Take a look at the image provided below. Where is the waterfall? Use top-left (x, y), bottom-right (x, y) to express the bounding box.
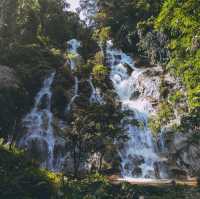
top-left (158, 128), bottom-right (166, 153)
top-left (66, 39), bottom-right (81, 112)
top-left (19, 72), bottom-right (56, 170)
top-left (18, 38), bottom-right (167, 177)
top-left (106, 41), bottom-right (164, 178)
top-left (19, 39), bottom-right (82, 171)
top-left (88, 77), bottom-right (104, 104)
top-left (66, 76), bottom-right (79, 112)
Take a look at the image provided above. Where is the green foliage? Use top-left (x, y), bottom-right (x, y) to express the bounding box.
top-left (93, 26), bottom-right (111, 44)
top-left (77, 63), bottom-right (93, 79)
top-left (64, 103), bottom-right (126, 176)
top-left (94, 51), bottom-right (105, 65)
top-left (158, 102), bottom-right (174, 122)
top-left (151, 0), bottom-right (200, 135)
top-left (92, 64), bottom-right (109, 81)
top-left (0, 145), bottom-right (61, 199)
top-left (169, 91), bottom-right (185, 105)
top-left (0, 44), bottom-right (64, 142)
top-left (0, 87), bottom-right (27, 141)
top-left (137, 18), bottom-right (169, 64)
top-left (149, 102), bottom-right (174, 134)
top-left (62, 173), bottom-right (200, 199)
top-left (155, 0), bottom-right (200, 112)
top-left (0, 44), bottom-right (63, 97)
top-left (0, 145), bottom-right (199, 199)
top-left (0, 0), bottom-right (83, 48)
top-left (82, 0), bottom-right (163, 52)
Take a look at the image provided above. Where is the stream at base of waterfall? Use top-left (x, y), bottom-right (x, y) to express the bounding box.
top-left (19, 39), bottom-right (167, 178)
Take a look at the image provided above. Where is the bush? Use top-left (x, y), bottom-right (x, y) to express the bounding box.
top-left (0, 87), bottom-right (28, 141)
top-left (0, 145), bottom-right (61, 199)
top-left (169, 91), bottom-right (184, 105)
top-left (148, 101), bottom-right (174, 134)
top-left (92, 64), bottom-right (109, 81)
top-left (0, 44), bottom-right (64, 97)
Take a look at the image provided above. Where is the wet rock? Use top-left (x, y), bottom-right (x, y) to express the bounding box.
top-left (63, 155), bottom-right (74, 173)
top-left (74, 95), bottom-right (90, 108)
top-left (124, 63), bottom-right (134, 75)
top-left (38, 94), bottom-right (49, 110)
top-left (165, 129), bottom-right (200, 177)
top-left (79, 80), bottom-right (91, 99)
top-left (26, 138), bottom-right (48, 162)
top-left (143, 67), bottom-right (163, 77)
top-left (132, 167), bottom-right (142, 177)
top-left (114, 55), bottom-right (122, 60)
top-left (133, 56), bottom-right (155, 68)
top-left (41, 111), bottom-right (50, 131)
top-left (103, 147), bottom-right (121, 172)
top-left (113, 55), bottom-right (121, 65)
top-left (128, 154), bottom-right (145, 167)
top-left (173, 133), bottom-right (188, 151)
top-left (145, 170), bottom-right (155, 178)
top-left (163, 74), bottom-right (177, 89)
top-left (130, 90), bottom-right (140, 100)
top-left (170, 167), bottom-right (188, 180)
top-left (54, 137), bottom-right (66, 156)
top-left (87, 153), bottom-right (101, 171)
top-left (124, 163), bottom-right (132, 171)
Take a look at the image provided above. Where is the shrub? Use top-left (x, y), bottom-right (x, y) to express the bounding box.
top-left (0, 145), bottom-right (61, 199)
top-left (148, 101), bottom-right (174, 134)
top-left (92, 64), bottom-right (109, 81)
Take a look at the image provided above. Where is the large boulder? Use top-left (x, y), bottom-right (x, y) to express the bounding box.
top-left (166, 131), bottom-right (200, 176)
top-left (0, 65), bottom-right (20, 89)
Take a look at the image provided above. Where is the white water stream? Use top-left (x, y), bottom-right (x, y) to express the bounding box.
top-left (19, 39), bottom-right (82, 171)
top-left (65, 39), bottom-right (81, 112)
top-left (19, 37), bottom-right (166, 178)
top-left (19, 72), bottom-right (56, 170)
top-left (88, 77), bottom-right (104, 104)
top-left (106, 41), bottom-right (165, 178)
top-left (66, 76), bottom-right (79, 112)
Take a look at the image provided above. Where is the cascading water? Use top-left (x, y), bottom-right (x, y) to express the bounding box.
top-left (19, 39), bottom-right (82, 171)
top-left (65, 39), bottom-right (81, 112)
top-left (106, 41), bottom-right (165, 178)
top-left (66, 76), bottom-right (79, 112)
top-left (19, 72), bottom-right (56, 170)
top-left (67, 39), bottom-right (81, 71)
top-left (88, 77), bottom-right (104, 104)
top-left (18, 37), bottom-right (167, 178)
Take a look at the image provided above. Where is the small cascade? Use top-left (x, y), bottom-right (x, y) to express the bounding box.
top-left (66, 76), bottom-right (79, 112)
top-left (88, 77), bottom-right (104, 104)
top-left (19, 72), bottom-right (56, 170)
top-left (106, 41), bottom-right (165, 178)
top-left (66, 39), bottom-right (81, 112)
top-left (158, 128), bottom-right (167, 153)
top-left (67, 39), bottom-right (81, 70)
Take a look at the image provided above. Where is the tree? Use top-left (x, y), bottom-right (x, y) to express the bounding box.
top-left (81, 0), bottom-right (163, 52)
top-left (92, 64), bottom-right (108, 81)
top-left (65, 103), bottom-right (125, 177)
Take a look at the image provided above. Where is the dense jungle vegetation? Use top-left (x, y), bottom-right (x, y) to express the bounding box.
top-left (0, 0), bottom-right (200, 198)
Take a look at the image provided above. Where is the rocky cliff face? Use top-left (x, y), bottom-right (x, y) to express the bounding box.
top-left (153, 70), bottom-right (200, 179)
top-left (0, 65), bottom-right (26, 141)
top-left (163, 127), bottom-right (200, 178)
